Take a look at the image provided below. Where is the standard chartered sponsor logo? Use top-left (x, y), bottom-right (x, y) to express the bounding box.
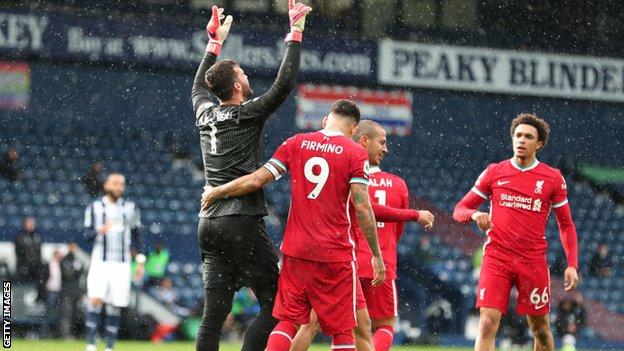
top-left (498, 193), bottom-right (542, 212)
top-left (500, 193), bottom-right (531, 203)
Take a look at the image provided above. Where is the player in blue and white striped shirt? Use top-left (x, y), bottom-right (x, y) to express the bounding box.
top-left (84, 173), bottom-right (142, 351)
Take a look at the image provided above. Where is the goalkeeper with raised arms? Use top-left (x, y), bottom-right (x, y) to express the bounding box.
top-left (190, 2), bottom-right (312, 350)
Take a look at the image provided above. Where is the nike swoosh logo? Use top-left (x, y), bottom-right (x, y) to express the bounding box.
top-left (497, 181), bottom-right (510, 185)
top-left (535, 304), bottom-right (547, 310)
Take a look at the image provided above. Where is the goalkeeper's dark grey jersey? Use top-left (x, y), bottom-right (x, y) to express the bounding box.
top-left (191, 42), bottom-right (301, 218)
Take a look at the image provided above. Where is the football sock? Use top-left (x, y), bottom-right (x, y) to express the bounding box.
top-left (103, 306), bottom-right (121, 350)
top-left (373, 325), bottom-right (394, 351)
top-left (85, 302), bottom-right (102, 345)
top-left (266, 321), bottom-right (297, 351)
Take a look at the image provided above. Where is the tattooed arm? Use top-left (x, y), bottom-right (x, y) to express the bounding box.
top-left (351, 182), bottom-right (386, 285)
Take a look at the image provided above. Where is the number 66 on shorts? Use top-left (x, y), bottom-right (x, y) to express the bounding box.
top-left (476, 254), bottom-right (551, 315)
top-left (530, 287), bottom-right (549, 310)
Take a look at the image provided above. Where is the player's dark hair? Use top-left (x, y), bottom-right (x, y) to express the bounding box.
top-left (330, 99), bottom-right (361, 123)
top-left (205, 60), bottom-right (239, 101)
top-left (510, 113), bottom-right (550, 150)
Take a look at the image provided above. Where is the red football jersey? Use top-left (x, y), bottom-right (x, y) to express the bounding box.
top-left (356, 167), bottom-right (409, 280)
top-left (268, 130), bottom-right (370, 263)
top-left (471, 159), bottom-right (568, 261)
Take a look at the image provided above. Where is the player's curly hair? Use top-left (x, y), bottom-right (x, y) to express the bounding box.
top-left (205, 60), bottom-right (238, 101)
top-left (510, 113), bottom-right (550, 150)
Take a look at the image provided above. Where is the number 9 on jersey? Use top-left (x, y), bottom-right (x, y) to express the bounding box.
top-left (304, 157), bottom-right (330, 199)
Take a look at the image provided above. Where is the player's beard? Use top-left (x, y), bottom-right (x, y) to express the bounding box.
top-left (105, 190), bottom-right (122, 201)
top-left (242, 84), bottom-right (253, 100)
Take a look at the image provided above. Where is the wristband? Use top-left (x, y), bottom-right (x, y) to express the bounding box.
top-left (207, 40), bottom-right (222, 55)
top-left (285, 30), bottom-right (303, 43)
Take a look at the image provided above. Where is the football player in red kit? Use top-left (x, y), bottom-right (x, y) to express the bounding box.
top-left (291, 120), bottom-right (435, 351)
top-left (354, 121), bottom-right (433, 351)
top-left (453, 114), bottom-right (579, 351)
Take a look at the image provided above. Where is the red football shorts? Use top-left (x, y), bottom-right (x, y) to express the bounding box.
top-left (273, 255), bottom-right (357, 335)
top-left (359, 278), bottom-right (398, 319)
top-left (356, 276), bottom-right (367, 310)
top-left (476, 253), bottom-right (551, 315)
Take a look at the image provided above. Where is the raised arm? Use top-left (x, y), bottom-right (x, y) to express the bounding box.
top-left (351, 183), bottom-right (386, 286)
top-left (240, 0), bottom-right (311, 119)
top-left (191, 6), bottom-right (233, 116)
top-left (191, 51), bottom-right (217, 116)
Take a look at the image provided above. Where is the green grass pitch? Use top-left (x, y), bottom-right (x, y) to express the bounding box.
top-left (13, 340), bottom-right (473, 351)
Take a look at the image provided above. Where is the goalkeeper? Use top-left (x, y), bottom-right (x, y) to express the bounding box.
top-left (190, 1), bottom-right (311, 351)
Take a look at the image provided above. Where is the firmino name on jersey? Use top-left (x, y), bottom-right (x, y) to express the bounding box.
top-left (499, 193), bottom-right (542, 212)
top-left (300, 140), bottom-right (344, 154)
top-left (370, 177), bottom-right (393, 187)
